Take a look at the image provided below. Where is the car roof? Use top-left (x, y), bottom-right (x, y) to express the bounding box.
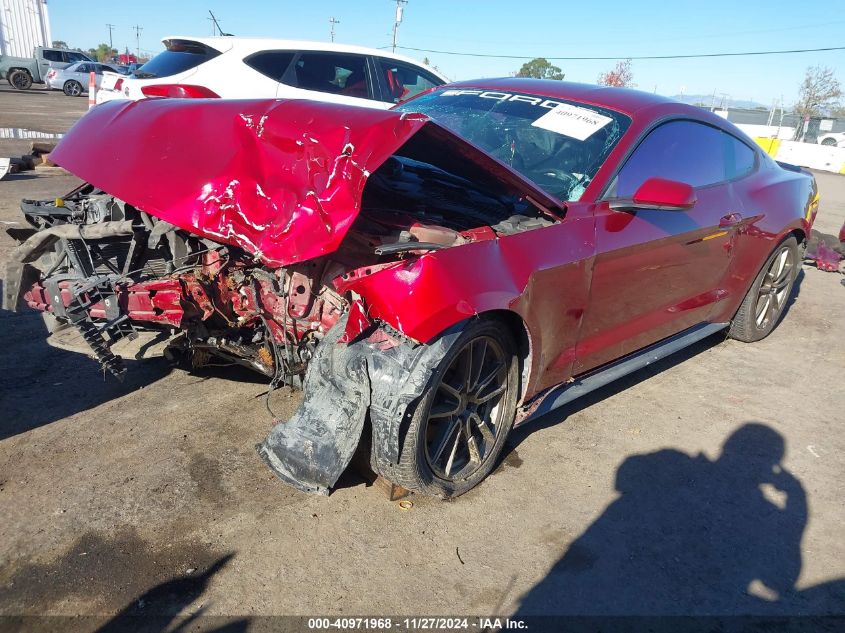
top-left (160, 36), bottom-right (448, 81)
top-left (443, 78), bottom-right (685, 115)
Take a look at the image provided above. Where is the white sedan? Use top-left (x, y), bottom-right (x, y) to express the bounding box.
top-left (96, 36), bottom-right (447, 109)
top-left (46, 62), bottom-right (123, 96)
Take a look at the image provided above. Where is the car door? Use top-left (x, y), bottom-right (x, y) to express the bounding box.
top-left (277, 51), bottom-right (380, 107)
top-left (39, 49), bottom-right (64, 79)
top-left (574, 120), bottom-right (740, 373)
top-left (73, 63), bottom-right (90, 86)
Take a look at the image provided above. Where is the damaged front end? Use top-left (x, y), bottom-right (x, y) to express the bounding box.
top-left (5, 97), bottom-right (559, 494)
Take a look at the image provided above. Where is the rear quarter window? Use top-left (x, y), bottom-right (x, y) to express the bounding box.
top-left (42, 50), bottom-right (63, 62)
top-left (135, 40), bottom-right (221, 78)
top-left (244, 51), bottom-right (295, 82)
top-left (725, 135), bottom-right (756, 179)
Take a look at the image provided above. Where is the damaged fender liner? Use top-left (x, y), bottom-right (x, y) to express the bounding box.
top-left (257, 314), bottom-right (465, 495)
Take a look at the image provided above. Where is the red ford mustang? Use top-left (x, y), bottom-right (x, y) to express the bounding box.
top-left (4, 79), bottom-right (818, 498)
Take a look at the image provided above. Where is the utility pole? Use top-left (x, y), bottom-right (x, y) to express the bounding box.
top-left (391, 0), bottom-right (408, 53)
top-left (329, 17), bottom-right (340, 42)
top-left (132, 25), bottom-right (142, 61)
top-left (106, 23), bottom-right (115, 50)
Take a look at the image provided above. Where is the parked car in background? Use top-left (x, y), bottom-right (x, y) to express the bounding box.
top-left (818, 132), bottom-right (845, 147)
top-left (46, 62), bottom-right (122, 96)
top-left (0, 46), bottom-right (94, 90)
top-left (95, 36), bottom-right (447, 108)
top-left (5, 80), bottom-right (817, 498)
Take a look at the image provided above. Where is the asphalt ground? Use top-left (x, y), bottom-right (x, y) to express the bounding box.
top-left (0, 85), bottom-right (843, 632)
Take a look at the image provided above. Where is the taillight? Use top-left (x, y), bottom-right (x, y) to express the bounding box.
top-left (114, 78), bottom-right (124, 91)
top-left (140, 84), bottom-right (220, 98)
top-left (47, 70), bottom-right (56, 79)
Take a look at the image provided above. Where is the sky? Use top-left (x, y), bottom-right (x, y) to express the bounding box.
top-left (47, 0), bottom-right (845, 107)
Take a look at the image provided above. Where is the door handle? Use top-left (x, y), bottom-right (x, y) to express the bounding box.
top-left (719, 212), bottom-right (743, 228)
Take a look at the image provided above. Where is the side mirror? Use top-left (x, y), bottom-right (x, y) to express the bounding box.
top-left (609, 177), bottom-right (697, 212)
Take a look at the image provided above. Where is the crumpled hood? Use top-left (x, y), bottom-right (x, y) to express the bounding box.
top-left (51, 97), bottom-right (562, 267)
top-left (50, 98), bottom-right (429, 267)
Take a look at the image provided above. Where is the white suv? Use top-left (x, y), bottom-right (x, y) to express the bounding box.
top-left (96, 37), bottom-right (447, 109)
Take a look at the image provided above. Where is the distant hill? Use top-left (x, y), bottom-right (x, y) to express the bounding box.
top-left (671, 94), bottom-right (768, 110)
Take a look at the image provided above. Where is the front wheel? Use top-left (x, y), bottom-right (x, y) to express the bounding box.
top-left (63, 80), bottom-right (83, 97)
top-left (820, 138), bottom-right (837, 147)
top-left (390, 318), bottom-right (520, 498)
top-left (8, 69), bottom-right (33, 90)
top-left (728, 235), bottom-right (799, 342)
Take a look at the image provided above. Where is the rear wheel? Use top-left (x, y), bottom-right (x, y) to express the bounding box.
top-left (391, 318), bottom-right (519, 498)
top-left (8, 69), bottom-right (33, 90)
top-left (728, 236), bottom-right (799, 342)
top-left (821, 138), bottom-right (837, 146)
top-left (63, 80), bottom-right (83, 97)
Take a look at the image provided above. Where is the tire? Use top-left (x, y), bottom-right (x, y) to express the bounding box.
top-left (8, 69), bottom-right (33, 90)
top-left (728, 235), bottom-right (799, 343)
top-left (820, 138), bottom-right (837, 147)
top-left (63, 80), bottom-right (83, 97)
top-left (390, 318), bottom-right (520, 498)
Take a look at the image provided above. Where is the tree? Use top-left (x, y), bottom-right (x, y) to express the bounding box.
top-left (516, 58), bottom-right (564, 80)
top-left (91, 43), bottom-right (117, 62)
top-left (52, 40), bottom-right (69, 49)
top-left (794, 66), bottom-right (842, 118)
top-left (597, 59), bottom-right (634, 88)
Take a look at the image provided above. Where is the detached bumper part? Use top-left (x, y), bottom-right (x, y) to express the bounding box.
top-left (257, 316), bottom-right (465, 496)
top-left (257, 315), bottom-right (370, 495)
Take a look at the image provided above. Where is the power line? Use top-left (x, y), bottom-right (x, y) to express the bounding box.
top-left (392, 44), bottom-right (845, 61)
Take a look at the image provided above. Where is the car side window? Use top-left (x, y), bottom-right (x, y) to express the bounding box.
top-left (377, 58), bottom-right (441, 103)
top-left (66, 52), bottom-right (89, 63)
top-left (615, 121), bottom-right (727, 197)
top-left (43, 50), bottom-right (63, 62)
top-left (725, 134), bottom-right (756, 180)
top-left (75, 63), bottom-right (90, 74)
top-left (244, 51), bottom-right (295, 82)
top-left (288, 53), bottom-right (370, 99)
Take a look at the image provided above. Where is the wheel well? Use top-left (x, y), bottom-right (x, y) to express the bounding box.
top-left (789, 228), bottom-right (807, 247)
top-left (479, 309), bottom-right (532, 401)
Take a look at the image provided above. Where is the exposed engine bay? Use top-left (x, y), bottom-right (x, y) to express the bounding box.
top-left (6, 149), bottom-right (552, 389)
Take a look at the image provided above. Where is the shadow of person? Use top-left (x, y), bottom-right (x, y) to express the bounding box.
top-left (516, 423), bottom-right (830, 619)
top-left (97, 554), bottom-right (248, 633)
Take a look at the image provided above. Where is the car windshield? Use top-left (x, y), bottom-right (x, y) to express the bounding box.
top-left (394, 88), bottom-right (631, 201)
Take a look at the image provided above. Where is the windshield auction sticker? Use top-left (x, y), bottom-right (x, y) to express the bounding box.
top-left (531, 102), bottom-right (613, 141)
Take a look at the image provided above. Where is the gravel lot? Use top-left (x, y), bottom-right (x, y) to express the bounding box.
top-left (0, 85), bottom-right (843, 630)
